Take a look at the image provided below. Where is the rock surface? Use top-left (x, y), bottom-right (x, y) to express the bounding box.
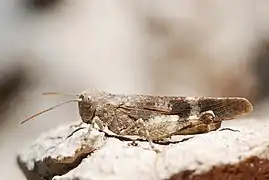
top-left (18, 117), bottom-right (269, 180)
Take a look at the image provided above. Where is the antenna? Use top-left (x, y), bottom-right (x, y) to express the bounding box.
top-left (21, 99), bottom-right (79, 124)
top-left (42, 92), bottom-right (79, 97)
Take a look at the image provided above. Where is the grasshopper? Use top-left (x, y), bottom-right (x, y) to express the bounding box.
top-left (22, 89), bottom-right (253, 150)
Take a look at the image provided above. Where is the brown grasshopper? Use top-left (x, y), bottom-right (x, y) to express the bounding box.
top-left (22, 89), bottom-right (253, 150)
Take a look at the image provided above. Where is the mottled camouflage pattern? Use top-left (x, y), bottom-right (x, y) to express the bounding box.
top-left (78, 89), bottom-right (253, 140)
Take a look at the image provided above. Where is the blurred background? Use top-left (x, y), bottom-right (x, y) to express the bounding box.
top-left (1, 0), bottom-right (269, 179)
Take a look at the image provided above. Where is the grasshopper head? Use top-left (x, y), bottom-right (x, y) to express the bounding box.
top-left (78, 92), bottom-right (97, 124)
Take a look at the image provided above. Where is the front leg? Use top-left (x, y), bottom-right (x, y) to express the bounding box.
top-left (91, 116), bottom-right (105, 130)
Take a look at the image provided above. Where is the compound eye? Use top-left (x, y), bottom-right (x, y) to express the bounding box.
top-left (86, 96), bottom-right (92, 102)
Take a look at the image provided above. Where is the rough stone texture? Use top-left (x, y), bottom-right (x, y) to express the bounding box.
top-left (18, 122), bottom-right (105, 180)
top-left (18, 117), bottom-right (269, 180)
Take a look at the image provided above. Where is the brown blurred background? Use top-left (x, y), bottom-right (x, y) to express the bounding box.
top-left (1, 0), bottom-right (269, 179)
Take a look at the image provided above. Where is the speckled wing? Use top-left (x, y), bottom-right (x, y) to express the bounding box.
top-left (195, 97), bottom-right (253, 121)
top-left (118, 96), bottom-right (253, 122)
top-left (117, 96), bottom-right (191, 120)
